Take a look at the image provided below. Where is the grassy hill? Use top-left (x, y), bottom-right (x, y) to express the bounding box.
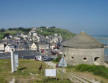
top-left (66, 64), bottom-right (108, 83)
top-left (75, 64), bottom-right (108, 79)
top-left (0, 27), bottom-right (75, 40)
top-left (0, 28), bottom-right (31, 40)
top-left (36, 27), bottom-right (75, 40)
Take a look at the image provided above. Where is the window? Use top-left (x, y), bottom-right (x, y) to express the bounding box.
top-left (83, 57), bottom-right (87, 61)
top-left (71, 56), bottom-right (74, 59)
top-left (94, 57), bottom-right (100, 65)
top-left (94, 57), bottom-right (100, 61)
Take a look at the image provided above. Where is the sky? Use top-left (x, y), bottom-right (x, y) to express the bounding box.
top-left (0, 0), bottom-right (108, 35)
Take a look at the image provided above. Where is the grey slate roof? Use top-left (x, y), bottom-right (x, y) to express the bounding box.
top-left (62, 32), bottom-right (104, 48)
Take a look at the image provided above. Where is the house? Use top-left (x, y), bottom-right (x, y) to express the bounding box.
top-left (30, 43), bottom-right (37, 50)
top-left (13, 36), bottom-right (21, 40)
top-left (62, 32), bottom-right (104, 65)
top-left (28, 27), bottom-right (37, 36)
top-left (3, 35), bottom-right (13, 40)
top-left (18, 41), bottom-right (29, 50)
top-left (50, 43), bottom-right (56, 49)
top-left (50, 37), bottom-right (58, 43)
top-left (0, 43), bottom-right (5, 51)
top-left (39, 44), bottom-right (49, 50)
top-left (5, 44), bottom-right (15, 52)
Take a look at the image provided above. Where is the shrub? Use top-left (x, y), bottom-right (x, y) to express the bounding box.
top-left (75, 64), bottom-right (108, 79)
top-left (53, 55), bottom-right (62, 63)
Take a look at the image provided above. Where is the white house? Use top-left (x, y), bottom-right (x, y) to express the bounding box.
top-left (5, 45), bottom-right (15, 52)
top-left (30, 43), bottom-right (37, 50)
top-left (50, 37), bottom-right (58, 43)
top-left (35, 55), bottom-right (42, 61)
top-left (0, 43), bottom-right (4, 51)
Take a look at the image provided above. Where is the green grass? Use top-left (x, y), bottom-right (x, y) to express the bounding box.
top-left (53, 55), bottom-right (61, 63)
top-left (0, 59), bottom-right (71, 83)
top-left (0, 59), bottom-right (47, 82)
top-left (0, 27), bottom-right (75, 40)
top-left (36, 27), bottom-right (75, 40)
top-left (34, 78), bottom-right (71, 83)
top-left (74, 64), bottom-right (108, 79)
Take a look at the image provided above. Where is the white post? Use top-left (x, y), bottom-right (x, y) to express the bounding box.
top-left (10, 50), bottom-right (15, 73)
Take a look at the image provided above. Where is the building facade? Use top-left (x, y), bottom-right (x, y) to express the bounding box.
top-left (63, 32), bottom-right (104, 65)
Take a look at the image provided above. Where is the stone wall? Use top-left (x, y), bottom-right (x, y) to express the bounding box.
top-left (63, 47), bottom-right (104, 65)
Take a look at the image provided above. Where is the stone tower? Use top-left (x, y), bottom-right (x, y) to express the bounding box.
top-left (62, 32), bottom-right (104, 65)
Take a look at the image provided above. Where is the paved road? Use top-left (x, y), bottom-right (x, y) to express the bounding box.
top-left (0, 55), bottom-right (35, 59)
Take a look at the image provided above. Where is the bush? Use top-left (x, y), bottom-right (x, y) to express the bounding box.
top-left (0, 33), bottom-right (4, 40)
top-left (0, 27), bottom-right (75, 40)
top-left (53, 55), bottom-right (62, 63)
top-left (75, 64), bottom-right (108, 79)
top-left (36, 27), bottom-right (75, 40)
top-left (37, 78), bottom-right (71, 83)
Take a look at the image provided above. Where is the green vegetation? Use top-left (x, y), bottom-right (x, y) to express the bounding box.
top-left (0, 27), bottom-right (31, 40)
top-left (74, 64), bottom-right (108, 79)
top-left (37, 27), bottom-right (75, 40)
top-left (0, 26), bottom-right (75, 40)
top-left (0, 59), bottom-right (70, 83)
top-left (0, 27), bottom-right (75, 40)
top-left (0, 59), bottom-right (47, 82)
top-left (0, 32), bottom-right (4, 40)
top-left (34, 78), bottom-right (71, 83)
top-left (53, 55), bottom-right (62, 63)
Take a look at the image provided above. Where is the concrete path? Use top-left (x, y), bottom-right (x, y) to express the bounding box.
top-left (9, 78), bottom-right (15, 83)
top-left (68, 72), bottom-right (100, 83)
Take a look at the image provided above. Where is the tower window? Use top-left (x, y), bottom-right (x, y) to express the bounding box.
top-left (94, 57), bottom-right (100, 61)
top-left (83, 57), bottom-right (87, 61)
top-left (72, 56), bottom-right (74, 59)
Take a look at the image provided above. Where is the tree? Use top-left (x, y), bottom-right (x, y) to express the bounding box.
top-left (0, 28), bottom-right (5, 32)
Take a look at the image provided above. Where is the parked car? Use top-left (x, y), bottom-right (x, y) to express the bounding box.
top-left (42, 56), bottom-right (53, 61)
